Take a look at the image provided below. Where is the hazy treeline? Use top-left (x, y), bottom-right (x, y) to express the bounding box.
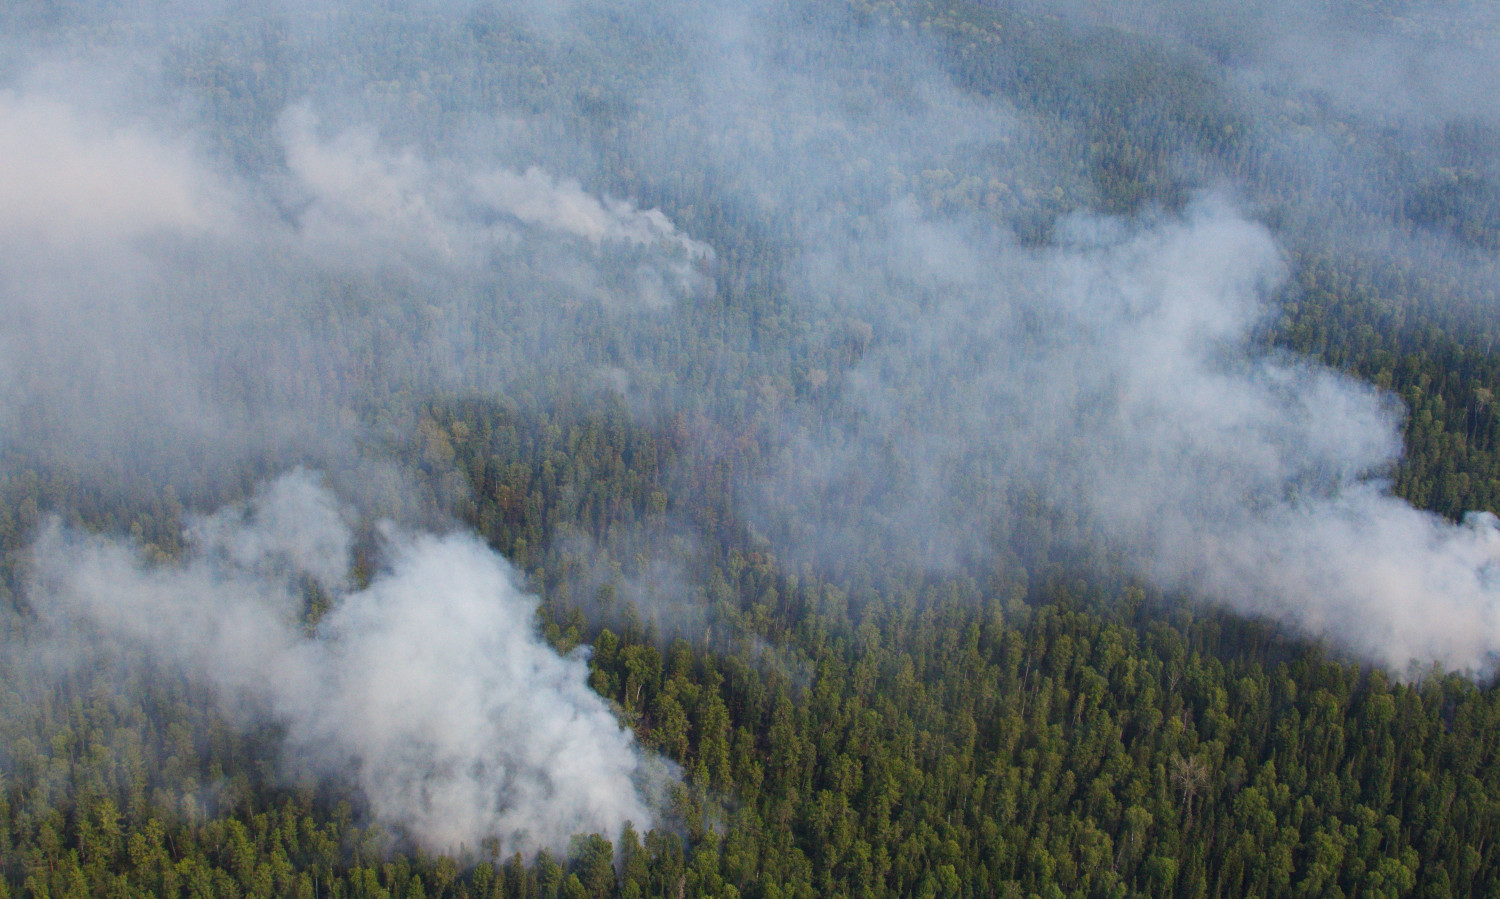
top-left (1, 0), bottom-right (1500, 895)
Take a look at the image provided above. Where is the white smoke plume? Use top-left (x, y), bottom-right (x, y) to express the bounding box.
top-left (752, 194), bottom-right (1500, 676)
top-left (0, 40), bottom-right (706, 859)
top-left (5, 0), bottom-right (1500, 727)
top-left (571, 0), bottom-right (1500, 676)
top-left (274, 105), bottom-right (713, 305)
top-left (473, 165), bottom-right (713, 258)
top-left (1036, 204), bottom-right (1500, 674)
top-left (28, 470), bottom-right (663, 854)
top-left (0, 74), bottom-right (709, 487)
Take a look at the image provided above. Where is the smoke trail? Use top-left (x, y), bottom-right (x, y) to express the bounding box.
top-left (575, 1), bottom-right (1500, 676)
top-left (0, 71), bottom-right (711, 496)
top-left (0, 23), bottom-right (714, 855)
top-left (6, 0), bottom-right (1500, 723)
top-left (747, 193), bottom-right (1500, 674)
top-left (29, 470), bottom-right (664, 854)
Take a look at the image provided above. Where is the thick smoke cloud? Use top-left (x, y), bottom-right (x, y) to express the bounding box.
top-left (5, 7), bottom-right (1500, 849)
top-left (849, 7), bottom-right (1492, 673)
top-left (759, 196), bottom-right (1500, 671)
top-left (0, 69), bottom-right (711, 493)
top-left (0, 19), bottom-right (705, 854)
top-left (29, 471), bottom-right (662, 854)
top-left (606, 0), bottom-right (1500, 674)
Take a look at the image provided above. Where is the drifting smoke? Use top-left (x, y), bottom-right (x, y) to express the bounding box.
top-left (0, 75), bottom-right (711, 492)
top-left (0, 30), bottom-right (704, 854)
top-left (526, 0), bottom-right (1500, 674)
top-left (758, 196), bottom-right (1500, 672)
top-left (5, 10), bottom-right (1500, 854)
top-left (28, 471), bottom-right (663, 854)
top-left (277, 103), bottom-right (712, 298)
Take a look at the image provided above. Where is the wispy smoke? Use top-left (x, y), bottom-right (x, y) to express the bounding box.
top-left (278, 104), bottom-right (712, 292)
top-left (29, 470), bottom-right (664, 854)
top-left (5, 9), bottom-right (1500, 843)
top-left (473, 165), bottom-right (713, 258)
top-left (0, 20), bottom-right (707, 855)
top-left (0, 70), bottom-right (710, 491)
top-left (748, 192), bottom-right (1500, 673)
top-left (1012, 0), bottom-right (1500, 315)
top-left (597, 1), bottom-right (1500, 676)
top-left (0, 90), bottom-right (225, 243)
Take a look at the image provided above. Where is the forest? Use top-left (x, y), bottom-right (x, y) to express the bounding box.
top-left (2, 0), bottom-right (1500, 896)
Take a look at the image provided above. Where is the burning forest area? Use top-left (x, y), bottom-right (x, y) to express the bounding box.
top-left (1, 0), bottom-right (1499, 895)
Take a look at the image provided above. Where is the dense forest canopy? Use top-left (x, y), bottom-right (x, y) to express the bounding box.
top-left (1, 0), bottom-right (1500, 895)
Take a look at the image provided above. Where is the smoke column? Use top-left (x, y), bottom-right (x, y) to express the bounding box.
top-left (4, 8), bottom-right (1500, 839)
top-left (755, 197), bottom-right (1500, 673)
top-left (29, 471), bottom-right (663, 854)
top-left (0, 34), bottom-right (704, 854)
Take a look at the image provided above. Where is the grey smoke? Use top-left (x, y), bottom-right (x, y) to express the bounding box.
top-left (0, 65), bottom-right (712, 498)
top-left (29, 470), bottom-right (664, 854)
top-left (593, 0), bottom-right (1500, 674)
top-left (759, 196), bottom-right (1500, 672)
top-left (1014, 0), bottom-right (1500, 317)
top-left (0, 40), bottom-right (701, 854)
top-left (4, 7), bottom-right (1500, 827)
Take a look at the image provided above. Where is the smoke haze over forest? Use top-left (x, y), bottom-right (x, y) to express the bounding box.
top-left (4, 0), bottom-right (1500, 862)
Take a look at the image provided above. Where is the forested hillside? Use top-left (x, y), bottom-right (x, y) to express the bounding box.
top-left (2, 0), bottom-right (1500, 896)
